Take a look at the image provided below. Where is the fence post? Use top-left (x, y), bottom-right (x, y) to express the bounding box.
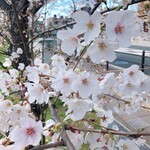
top-left (141, 50), bottom-right (145, 72)
top-left (106, 61), bottom-right (109, 71)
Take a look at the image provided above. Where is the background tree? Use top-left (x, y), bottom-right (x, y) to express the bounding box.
top-left (0, 0), bottom-right (45, 66)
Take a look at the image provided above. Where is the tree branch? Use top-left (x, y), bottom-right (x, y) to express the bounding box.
top-left (30, 141), bottom-right (64, 150)
top-left (66, 125), bottom-right (150, 138)
top-left (105, 94), bottom-right (150, 110)
top-left (48, 100), bottom-right (76, 150)
top-left (100, 0), bottom-right (148, 14)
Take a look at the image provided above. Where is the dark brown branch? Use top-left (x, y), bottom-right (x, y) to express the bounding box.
top-left (105, 94), bottom-right (150, 110)
top-left (30, 141), bottom-right (64, 150)
top-left (48, 100), bottom-right (76, 150)
top-left (27, 21), bottom-right (76, 45)
top-left (100, 0), bottom-right (148, 14)
top-left (11, 0), bottom-right (29, 62)
top-left (90, 1), bottom-right (102, 15)
top-left (66, 125), bottom-right (150, 137)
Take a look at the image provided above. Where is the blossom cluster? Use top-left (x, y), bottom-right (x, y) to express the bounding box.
top-left (0, 8), bottom-right (149, 150)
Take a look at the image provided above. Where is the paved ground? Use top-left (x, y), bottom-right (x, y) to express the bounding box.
top-left (105, 98), bottom-right (150, 149)
top-left (110, 40), bottom-right (150, 74)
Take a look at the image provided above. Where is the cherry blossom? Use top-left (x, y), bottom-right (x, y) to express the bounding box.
top-left (106, 10), bottom-right (141, 47)
top-left (73, 10), bottom-right (102, 44)
top-left (0, 100), bottom-right (13, 113)
top-left (97, 110), bottom-right (114, 127)
top-left (87, 38), bottom-right (117, 64)
top-left (39, 63), bottom-right (51, 75)
top-left (119, 65), bottom-right (145, 84)
top-left (51, 54), bottom-right (67, 69)
top-left (0, 112), bottom-right (10, 132)
top-left (99, 73), bottom-right (117, 94)
top-left (116, 139), bottom-right (140, 150)
top-left (18, 63), bottom-right (25, 70)
top-left (84, 132), bottom-right (101, 150)
top-left (9, 117), bottom-right (43, 149)
top-left (25, 83), bottom-right (50, 104)
top-left (71, 71), bottom-right (99, 98)
top-left (57, 28), bottom-right (82, 56)
top-left (25, 66), bottom-right (40, 83)
top-left (16, 48), bottom-right (23, 54)
top-left (9, 69), bottom-right (19, 79)
top-left (118, 81), bottom-right (138, 96)
top-left (65, 98), bottom-right (94, 121)
top-left (3, 58), bottom-right (12, 67)
top-left (52, 69), bottom-right (76, 97)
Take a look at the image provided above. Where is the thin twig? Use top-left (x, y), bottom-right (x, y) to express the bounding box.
top-left (73, 41), bottom-right (93, 71)
top-left (105, 94), bottom-right (150, 110)
top-left (66, 125), bottom-right (150, 137)
top-left (30, 141), bottom-right (64, 150)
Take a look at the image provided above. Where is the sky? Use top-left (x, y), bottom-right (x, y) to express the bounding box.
top-left (37, 0), bottom-right (139, 21)
top-left (38, 0), bottom-right (85, 18)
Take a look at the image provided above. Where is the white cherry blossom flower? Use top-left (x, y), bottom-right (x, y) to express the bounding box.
top-left (87, 38), bottom-right (117, 64)
top-left (73, 10), bottom-right (102, 44)
top-left (25, 83), bottom-right (49, 104)
top-left (39, 63), bottom-right (50, 75)
top-left (25, 66), bottom-right (40, 83)
top-left (10, 52), bottom-right (19, 60)
top-left (17, 48), bottom-right (23, 54)
top-left (134, 138), bottom-right (146, 147)
top-left (65, 98), bottom-right (93, 121)
top-left (84, 132), bottom-right (101, 150)
top-left (52, 69), bottom-right (76, 97)
top-left (97, 110), bottom-right (113, 127)
top-left (71, 72), bottom-right (99, 98)
top-left (106, 10), bottom-right (140, 47)
top-left (9, 69), bottom-right (19, 79)
top-left (43, 119), bottom-right (56, 136)
top-left (18, 63), bottom-right (25, 70)
top-left (99, 73), bottom-right (117, 94)
top-left (0, 100), bottom-right (13, 112)
top-left (34, 57), bottom-right (42, 66)
top-left (138, 77), bottom-right (150, 93)
top-left (118, 81), bottom-right (137, 96)
top-left (51, 54), bottom-right (67, 69)
top-left (57, 28), bottom-right (82, 56)
top-left (0, 112), bottom-right (10, 132)
top-left (119, 65), bottom-right (145, 84)
top-left (8, 105), bottom-right (28, 123)
top-left (3, 58), bottom-right (12, 67)
top-left (116, 139), bottom-right (140, 150)
top-left (9, 117), bottom-right (43, 149)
